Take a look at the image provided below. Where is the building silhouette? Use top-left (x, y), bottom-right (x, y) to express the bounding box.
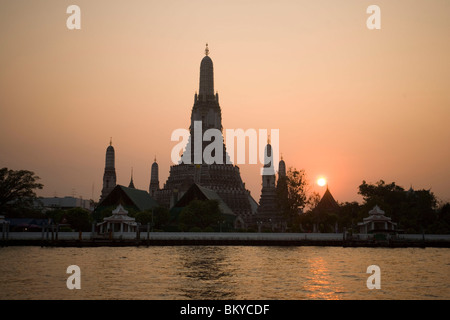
top-left (96, 45), bottom-right (293, 231)
top-left (255, 142), bottom-right (286, 231)
top-left (100, 138), bottom-right (117, 202)
top-left (154, 44), bottom-right (256, 228)
top-left (149, 157), bottom-right (159, 197)
top-left (312, 186), bottom-right (340, 232)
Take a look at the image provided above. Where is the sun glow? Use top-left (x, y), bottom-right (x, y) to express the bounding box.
top-left (317, 178), bottom-right (327, 187)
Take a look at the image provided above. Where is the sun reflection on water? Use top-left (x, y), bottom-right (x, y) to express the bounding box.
top-left (0, 246), bottom-right (449, 299)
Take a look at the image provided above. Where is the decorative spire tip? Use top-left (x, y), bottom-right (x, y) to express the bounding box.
top-left (205, 43), bottom-right (209, 56)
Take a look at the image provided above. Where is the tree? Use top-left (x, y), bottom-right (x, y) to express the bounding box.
top-left (276, 167), bottom-right (311, 228)
top-left (65, 207), bottom-right (92, 232)
top-left (337, 201), bottom-right (361, 232)
top-left (135, 207), bottom-right (170, 230)
top-left (431, 203), bottom-right (450, 234)
top-left (46, 208), bottom-right (66, 224)
top-left (178, 199), bottom-right (222, 231)
top-left (357, 180), bottom-right (441, 233)
top-left (308, 191), bottom-right (321, 210)
top-left (0, 168), bottom-right (43, 217)
top-left (152, 206), bottom-right (170, 229)
top-left (135, 210), bottom-right (153, 225)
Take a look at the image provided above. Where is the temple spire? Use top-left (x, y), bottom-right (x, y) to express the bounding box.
top-left (149, 158), bottom-right (159, 196)
top-left (128, 167), bottom-right (135, 189)
top-left (199, 44), bottom-right (214, 96)
top-left (100, 139), bottom-right (117, 201)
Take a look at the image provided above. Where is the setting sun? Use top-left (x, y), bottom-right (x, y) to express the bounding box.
top-left (317, 178), bottom-right (327, 187)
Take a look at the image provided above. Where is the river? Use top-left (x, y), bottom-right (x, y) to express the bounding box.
top-left (0, 246), bottom-right (449, 300)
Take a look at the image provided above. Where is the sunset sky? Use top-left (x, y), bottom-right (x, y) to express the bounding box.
top-left (1, 0), bottom-right (449, 205)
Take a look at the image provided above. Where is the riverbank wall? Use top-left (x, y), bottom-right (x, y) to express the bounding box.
top-left (1, 232), bottom-right (450, 248)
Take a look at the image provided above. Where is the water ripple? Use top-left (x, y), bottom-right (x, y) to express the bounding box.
top-left (0, 246), bottom-right (449, 299)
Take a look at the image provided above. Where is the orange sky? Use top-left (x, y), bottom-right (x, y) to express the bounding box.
top-left (1, 0), bottom-right (449, 204)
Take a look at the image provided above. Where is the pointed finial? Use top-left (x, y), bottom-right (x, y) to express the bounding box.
top-left (205, 43), bottom-right (209, 56)
top-left (128, 167), bottom-right (135, 189)
top-left (110, 137), bottom-right (112, 146)
top-left (281, 153), bottom-right (283, 160)
top-left (154, 155), bottom-right (157, 162)
top-left (267, 133), bottom-right (271, 145)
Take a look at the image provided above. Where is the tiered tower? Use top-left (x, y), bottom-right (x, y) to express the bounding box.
top-left (255, 142), bottom-right (284, 231)
top-left (156, 44), bottom-right (254, 225)
top-left (149, 157), bottom-right (159, 197)
top-left (100, 138), bottom-right (117, 202)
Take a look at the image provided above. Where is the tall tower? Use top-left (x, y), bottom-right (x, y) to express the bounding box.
top-left (276, 154), bottom-right (289, 222)
top-left (256, 142), bottom-right (284, 231)
top-left (157, 44), bottom-right (254, 225)
top-left (278, 155), bottom-right (286, 181)
top-left (180, 43), bottom-right (227, 165)
top-left (100, 138), bottom-right (117, 202)
top-left (149, 157), bottom-right (159, 197)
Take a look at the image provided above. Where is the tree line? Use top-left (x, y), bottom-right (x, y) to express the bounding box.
top-left (277, 169), bottom-right (450, 234)
top-left (1, 167), bottom-right (449, 233)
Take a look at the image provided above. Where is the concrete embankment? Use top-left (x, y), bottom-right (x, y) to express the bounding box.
top-left (1, 232), bottom-right (450, 248)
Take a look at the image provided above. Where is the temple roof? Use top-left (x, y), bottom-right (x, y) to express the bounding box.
top-left (314, 187), bottom-right (340, 213)
top-left (361, 205), bottom-right (394, 223)
top-left (96, 185), bottom-right (159, 212)
top-left (174, 183), bottom-right (234, 216)
top-left (369, 205), bottom-right (385, 215)
top-left (112, 204), bottom-right (128, 214)
top-left (100, 204), bottom-right (137, 225)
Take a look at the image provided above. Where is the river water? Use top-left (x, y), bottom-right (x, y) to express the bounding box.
top-left (0, 246), bottom-right (449, 300)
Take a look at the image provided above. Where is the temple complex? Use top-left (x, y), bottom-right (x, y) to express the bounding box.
top-left (96, 45), bottom-right (291, 231)
top-left (154, 44), bottom-right (256, 228)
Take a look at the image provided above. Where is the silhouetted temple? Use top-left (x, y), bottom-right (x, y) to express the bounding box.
top-left (96, 185), bottom-right (159, 214)
top-left (100, 139), bottom-right (117, 202)
top-left (149, 157), bottom-right (159, 197)
top-left (315, 187), bottom-right (340, 213)
top-left (312, 186), bottom-right (340, 232)
top-left (255, 142), bottom-right (286, 231)
top-left (154, 45), bottom-right (257, 228)
top-left (96, 45), bottom-right (291, 230)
